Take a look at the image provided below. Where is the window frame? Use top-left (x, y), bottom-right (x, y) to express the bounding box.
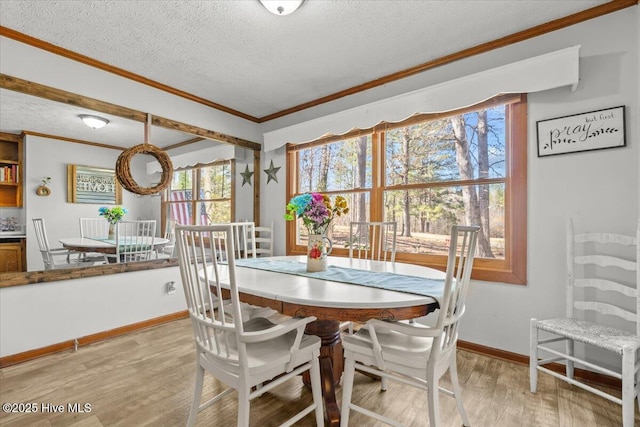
top-left (286, 94), bottom-right (527, 284)
top-left (161, 159), bottom-right (236, 232)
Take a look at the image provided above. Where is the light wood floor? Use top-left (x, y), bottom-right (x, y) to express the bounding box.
top-left (1, 318), bottom-right (637, 427)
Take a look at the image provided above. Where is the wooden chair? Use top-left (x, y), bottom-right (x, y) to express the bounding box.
top-left (342, 221), bottom-right (398, 333)
top-left (105, 220), bottom-right (156, 263)
top-left (341, 225), bottom-right (480, 427)
top-left (79, 217), bottom-right (110, 264)
top-left (32, 218), bottom-right (80, 269)
top-left (248, 221), bottom-right (274, 257)
top-left (175, 224), bottom-right (324, 427)
top-left (530, 218), bottom-right (640, 427)
top-left (348, 221), bottom-right (397, 262)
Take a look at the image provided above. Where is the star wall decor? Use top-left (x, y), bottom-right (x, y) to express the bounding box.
top-left (264, 160), bottom-right (281, 184)
top-left (240, 165), bottom-right (254, 187)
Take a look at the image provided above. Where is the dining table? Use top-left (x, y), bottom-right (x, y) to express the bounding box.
top-left (204, 255), bottom-right (447, 426)
top-left (59, 236), bottom-right (169, 255)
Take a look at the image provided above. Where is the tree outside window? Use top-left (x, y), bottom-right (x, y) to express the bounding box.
top-left (287, 95), bottom-right (527, 284)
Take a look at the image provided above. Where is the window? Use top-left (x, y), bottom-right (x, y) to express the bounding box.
top-left (286, 95), bottom-right (527, 284)
top-left (161, 160), bottom-right (235, 230)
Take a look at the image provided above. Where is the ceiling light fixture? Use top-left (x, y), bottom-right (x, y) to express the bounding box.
top-left (259, 0), bottom-right (304, 16)
top-left (79, 114), bottom-right (109, 129)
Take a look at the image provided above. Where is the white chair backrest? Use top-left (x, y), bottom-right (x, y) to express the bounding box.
top-left (249, 221), bottom-right (273, 257)
top-left (349, 221), bottom-right (397, 262)
top-left (212, 222), bottom-right (256, 262)
top-left (176, 224), bottom-right (248, 360)
top-left (431, 225), bottom-right (479, 361)
top-left (164, 219), bottom-right (178, 242)
top-left (567, 217), bottom-right (639, 335)
top-left (115, 220), bottom-right (156, 262)
top-left (80, 218), bottom-right (110, 238)
top-left (32, 218), bottom-right (54, 267)
top-left (161, 219), bottom-right (178, 256)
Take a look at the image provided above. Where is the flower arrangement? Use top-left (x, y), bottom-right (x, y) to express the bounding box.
top-left (284, 193), bottom-right (348, 235)
top-left (41, 177), bottom-right (51, 187)
top-left (98, 206), bottom-right (128, 224)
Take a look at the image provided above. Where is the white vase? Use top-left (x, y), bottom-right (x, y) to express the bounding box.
top-left (306, 233), bottom-right (332, 272)
top-left (108, 223), bottom-right (116, 240)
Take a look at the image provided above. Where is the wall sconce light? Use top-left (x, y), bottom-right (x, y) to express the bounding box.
top-left (79, 114), bottom-right (109, 129)
top-left (259, 0), bottom-right (304, 16)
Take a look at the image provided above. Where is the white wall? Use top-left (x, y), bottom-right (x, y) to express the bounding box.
top-left (259, 8), bottom-right (639, 362)
top-left (0, 266), bottom-right (184, 357)
top-left (24, 134), bottom-right (158, 271)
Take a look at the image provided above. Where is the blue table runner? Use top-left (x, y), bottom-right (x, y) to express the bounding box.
top-left (235, 258), bottom-right (444, 302)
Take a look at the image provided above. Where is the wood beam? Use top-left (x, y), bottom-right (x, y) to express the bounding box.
top-left (163, 137), bottom-right (205, 151)
top-left (0, 74), bottom-right (261, 151)
top-left (253, 149), bottom-right (261, 226)
top-left (152, 115), bottom-right (260, 151)
top-left (1, 73), bottom-right (146, 121)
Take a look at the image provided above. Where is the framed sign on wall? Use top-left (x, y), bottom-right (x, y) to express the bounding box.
top-left (67, 164), bottom-right (123, 204)
top-left (537, 106), bottom-right (626, 157)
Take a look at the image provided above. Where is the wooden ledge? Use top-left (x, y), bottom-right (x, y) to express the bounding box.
top-left (0, 258), bottom-right (178, 288)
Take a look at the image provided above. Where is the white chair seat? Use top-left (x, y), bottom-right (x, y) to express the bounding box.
top-left (343, 325), bottom-right (435, 371)
top-left (536, 318), bottom-right (640, 354)
top-left (202, 317), bottom-right (320, 380)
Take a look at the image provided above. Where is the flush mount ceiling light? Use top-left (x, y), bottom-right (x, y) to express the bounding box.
top-left (259, 0), bottom-right (304, 16)
top-left (79, 114), bottom-right (109, 129)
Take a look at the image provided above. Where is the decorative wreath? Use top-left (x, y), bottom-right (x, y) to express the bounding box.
top-left (115, 114), bottom-right (173, 195)
top-left (116, 143), bottom-right (173, 195)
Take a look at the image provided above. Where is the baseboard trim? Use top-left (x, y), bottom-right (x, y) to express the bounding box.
top-left (0, 316), bottom-right (623, 391)
top-left (0, 310), bottom-right (189, 369)
top-left (457, 339), bottom-right (622, 389)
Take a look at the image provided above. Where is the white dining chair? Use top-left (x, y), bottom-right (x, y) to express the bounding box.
top-left (155, 219), bottom-right (177, 258)
top-left (212, 221), bottom-right (257, 262)
top-left (342, 221), bottom-right (398, 334)
top-left (530, 218), bottom-right (640, 427)
top-left (32, 218), bottom-right (80, 269)
top-left (247, 221), bottom-right (274, 257)
top-left (348, 221), bottom-right (397, 262)
top-left (211, 221), bottom-right (277, 319)
top-left (79, 217), bottom-right (110, 239)
top-left (176, 224), bottom-right (324, 427)
top-left (105, 220), bottom-right (156, 263)
top-left (340, 225), bottom-right (479, 427)
top-left (78, 217), bottom-right (110, 264)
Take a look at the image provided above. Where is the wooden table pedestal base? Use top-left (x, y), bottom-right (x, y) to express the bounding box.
top-left (303, 320), bottom-right (342, 426)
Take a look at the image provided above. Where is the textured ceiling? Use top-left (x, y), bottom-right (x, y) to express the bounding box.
top-left (0, 0), bottom-right (610, 148)
top-left (0, 89), bottom-right (193, 148)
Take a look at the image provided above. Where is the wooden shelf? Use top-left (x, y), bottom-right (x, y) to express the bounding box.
top-left (0, 133), bottom-right (23, 207)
